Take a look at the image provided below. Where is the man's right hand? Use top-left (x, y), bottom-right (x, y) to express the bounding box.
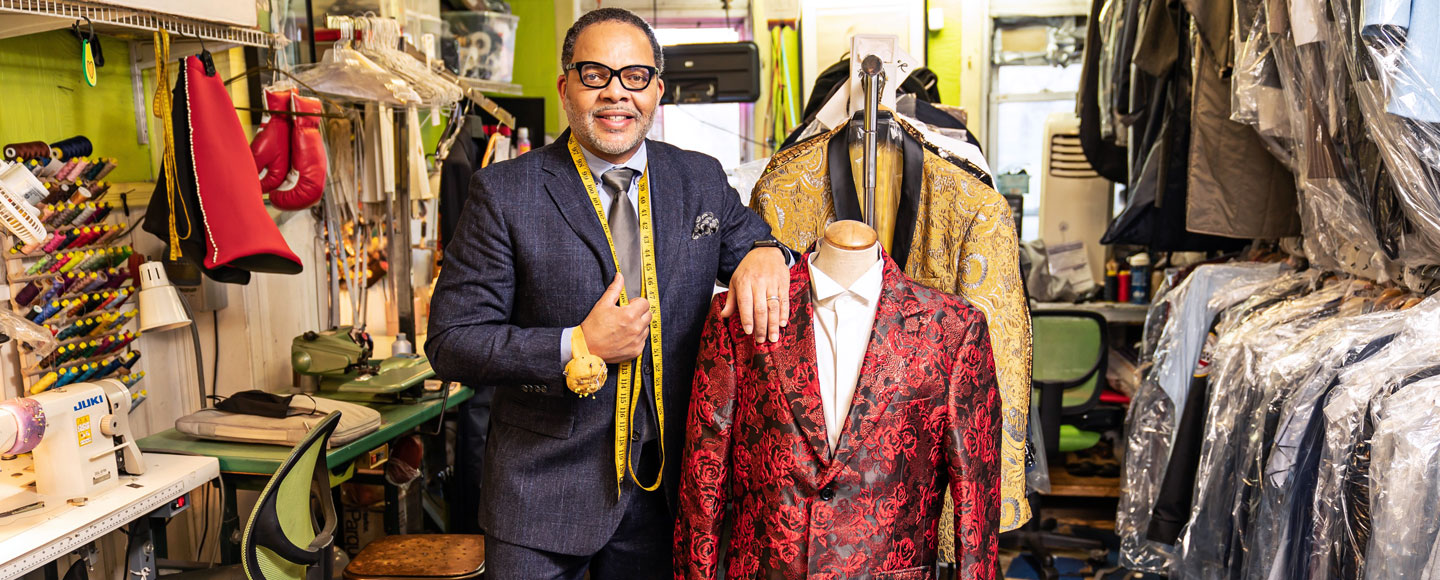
top-left (580, 274), bottom-right (652, 363)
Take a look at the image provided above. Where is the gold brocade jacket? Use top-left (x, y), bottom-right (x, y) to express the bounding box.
top-left (749, 124), bottom-right (1034, 534)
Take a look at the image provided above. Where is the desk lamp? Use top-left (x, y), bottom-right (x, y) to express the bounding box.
top-left (137, 260), bottom-right (208, 408)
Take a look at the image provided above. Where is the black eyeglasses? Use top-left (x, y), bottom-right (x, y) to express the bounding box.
top-left (564, 61), bottom-right (658, 91)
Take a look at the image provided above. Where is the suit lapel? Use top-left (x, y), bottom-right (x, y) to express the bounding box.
top-left (769, 261), bottom-right (832, 466)
top-left (827, 256), bottom-right (925, 475)
top-left (541, 132), bottom-right (616, 278)
top-left (644, 142), bottom-right (687, 290)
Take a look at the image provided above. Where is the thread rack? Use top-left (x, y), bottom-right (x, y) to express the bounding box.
top-left (4, 197), bottom-right (142, 394)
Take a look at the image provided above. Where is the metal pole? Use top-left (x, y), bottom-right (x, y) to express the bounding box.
top-left (392, 110), bottom-right (416, 341)
top-left (859, 54), bottom-right (885, 228)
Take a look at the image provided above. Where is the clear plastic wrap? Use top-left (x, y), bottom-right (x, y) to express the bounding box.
top-left (1246, 306), bottom-right (1409, 580)
top-left (1261, 0), bottom-right (1402, 282)
top-left (1115, 263), bottom-right (1288, 572)
top-left (1308, 295), bottom-right (1440, 579)
top-left (1364, 376), bottom-right (1440, 579)
top-left (1329, 0), bottom-right (1440, 269)
top-left (0, 309), bottom-right (57, 359)
top-left (1176, 278), bottom-right (1352, 579)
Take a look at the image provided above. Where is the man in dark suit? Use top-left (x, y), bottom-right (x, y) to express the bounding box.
top-left (426, 7), bottom-right (793, 579)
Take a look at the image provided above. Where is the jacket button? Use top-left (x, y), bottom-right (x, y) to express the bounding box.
top-left (631, 429), bottom-right (642, 442)
top-left (819, 485), bottom-right (835, 501)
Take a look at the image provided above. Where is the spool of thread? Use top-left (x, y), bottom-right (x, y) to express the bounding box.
top-left (89, 181), bottom-right (112, 202)
top-left (3, 141), bottom-right (50, 161)
top-left (69, 185), bottom-right (93, 205)
top-left (61, 159), bottom-right (90, 182)
top-left (29, 372), bottom-right (59, 396)
top-left (82, 158), bottom-right (107, 181)
top-left (49, 136), bottom-right (93, 161)
top-left (93, 160), bottom-right (117, 181)
top-left (119, 350), bottom-right (141, 370)
top-left (39, 157), bottom-right (63, 178)
top-left (90, 203), bottom-right (112, 223)
top-left (122, 372), bottom-right (145, 388)
top-left (70, 206), bottom-right (97, 226)
top-left (15, 280), bottom-right (43, 306)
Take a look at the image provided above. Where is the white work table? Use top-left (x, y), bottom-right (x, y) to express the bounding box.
top-left (0, 453), bottom-right (219, 579)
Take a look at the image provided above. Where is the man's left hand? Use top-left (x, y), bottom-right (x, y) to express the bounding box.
top-left (722, 247), bottom-right (790, 343)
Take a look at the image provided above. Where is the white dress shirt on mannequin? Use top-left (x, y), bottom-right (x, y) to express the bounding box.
top-left (808, 253), bottom-right (884, 452)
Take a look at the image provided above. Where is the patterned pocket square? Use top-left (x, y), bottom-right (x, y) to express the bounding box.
top-left (692, 212), bottom-right (719, 239)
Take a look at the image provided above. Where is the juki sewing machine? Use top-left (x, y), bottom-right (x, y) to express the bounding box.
top-left (0, 379), bottom-right (144, 508)
top-left (291, 326), bottom-right (437, 402)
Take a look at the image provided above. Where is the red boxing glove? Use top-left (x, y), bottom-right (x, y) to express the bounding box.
top-left (250, 89), bottom-right (293, 193)
top-left (269, 93), bottom-right (327, 210)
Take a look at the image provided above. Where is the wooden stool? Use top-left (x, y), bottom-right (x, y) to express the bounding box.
top-left (343, 535), bottom-right (485, 580)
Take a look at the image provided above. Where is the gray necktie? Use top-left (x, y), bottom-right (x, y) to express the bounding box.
top-left (601, 168), bottom-right (643, 298)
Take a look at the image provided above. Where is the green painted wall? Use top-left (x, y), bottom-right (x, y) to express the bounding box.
top-left (0, 31), bottom-right (155, 182)
top-left (507, 0), bottom-right (561, 137)
top-left (926, 0), bottom-right (965, 108)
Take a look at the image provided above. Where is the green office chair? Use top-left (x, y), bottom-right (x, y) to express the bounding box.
top-left (997, 310), bottom-right (1111, 580)
top-left (170, 411), bottom-right (343, 580)
top-left (1032, 310), bottom-right (1109, 458)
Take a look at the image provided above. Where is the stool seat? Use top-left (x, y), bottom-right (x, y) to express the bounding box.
top-left (344, 534), bottom-right (485, 580)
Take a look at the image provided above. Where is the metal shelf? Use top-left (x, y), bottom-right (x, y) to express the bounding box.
top-left (459, 77), bottom-right (524, 96)
top-left (0, 0), bottom-right (271, 48)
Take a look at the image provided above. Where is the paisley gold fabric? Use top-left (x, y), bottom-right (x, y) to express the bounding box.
top-left (750, 124), bottom-right (1033, 538)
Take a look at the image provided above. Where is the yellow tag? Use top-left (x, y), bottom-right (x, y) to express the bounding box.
top-left (82, 39), bottom-right (97, 87)
top-left (567, 136), bottom-right (666, 498)
top-left (76, 415), bottom-right (92, 447)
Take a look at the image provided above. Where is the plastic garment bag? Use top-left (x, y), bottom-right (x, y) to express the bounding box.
top-left (1176, 277), bottom-right (1350, 579)
top-left (1309, 295), bottom-right (1440, 579)
top-left (1248, 308), bottom-right (1408, 580)
top-left (1116, 263), bottom-right (1289, 572)
top-left (1364, 376), bottom-right (1440, 579)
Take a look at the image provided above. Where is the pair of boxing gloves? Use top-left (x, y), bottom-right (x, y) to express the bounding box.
top-left (251, 89), bottom-right (326, 210)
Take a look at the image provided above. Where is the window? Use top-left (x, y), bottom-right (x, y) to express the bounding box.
top-left (987, 17), bottom-right (1086, 242)
top-left (652, 26), bottom-right (747, 171)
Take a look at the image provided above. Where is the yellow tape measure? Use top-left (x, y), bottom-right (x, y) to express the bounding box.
top-left (567, 136), bottom-right (666, 497)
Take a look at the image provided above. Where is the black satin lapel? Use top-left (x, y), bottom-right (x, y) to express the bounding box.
top-left (890, 131), bottom-right (923, 271)
top-left (826, 133), bottom-right (864, 222)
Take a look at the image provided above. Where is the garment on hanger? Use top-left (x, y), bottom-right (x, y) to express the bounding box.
top-left (676, 253), bottom-right (1000, 579)
top-left (1117, 263), bottom-right (1291, 572)
top-left (1121, 258), bottom-right (1440, 579)
top-left (750, 118), bottom-right (1032, 533)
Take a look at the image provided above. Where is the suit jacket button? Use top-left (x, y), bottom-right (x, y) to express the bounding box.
top-left (819, 484), bottom-right (835, 501)
top-left (631, 429), bottom-right (642, 442)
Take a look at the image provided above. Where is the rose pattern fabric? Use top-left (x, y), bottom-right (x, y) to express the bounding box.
top-left (675, 253), bottom-right (1001, 579)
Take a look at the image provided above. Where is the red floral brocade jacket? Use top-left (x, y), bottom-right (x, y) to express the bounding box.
top-left (675, 254), bottom-right (1001, 580)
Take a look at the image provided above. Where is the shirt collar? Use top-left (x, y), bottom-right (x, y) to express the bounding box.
top-left (807, 252), bottom-right (884, 308)
top-left (578, 140), bottom-right (648, 184)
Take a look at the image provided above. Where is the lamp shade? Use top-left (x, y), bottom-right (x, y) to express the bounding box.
top-left (138, 261), bottom-right (193, 333)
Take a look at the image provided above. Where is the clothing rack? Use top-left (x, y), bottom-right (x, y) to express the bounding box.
top-left (858, 54), bottom-right (885, 229)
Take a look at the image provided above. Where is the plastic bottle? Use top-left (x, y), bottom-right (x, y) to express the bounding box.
top-left (392, 332), bottom-right (415, 356)
top-left (1103, 259), bottom-right (1120, 302)
top-left (1129, 253), bottom-right (1151, 304)
top-left (515, 127), bottom-right (532, 156)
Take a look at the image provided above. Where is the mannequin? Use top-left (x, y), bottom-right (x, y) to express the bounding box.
top-left (813, 220), bottom-right (880, 287)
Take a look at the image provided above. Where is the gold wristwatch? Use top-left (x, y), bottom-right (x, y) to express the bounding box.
top-left (564, 326), bottom-right (607, 397)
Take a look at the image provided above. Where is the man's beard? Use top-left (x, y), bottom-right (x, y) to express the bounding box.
top-left (566, 103), bottom-right (654, 157)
